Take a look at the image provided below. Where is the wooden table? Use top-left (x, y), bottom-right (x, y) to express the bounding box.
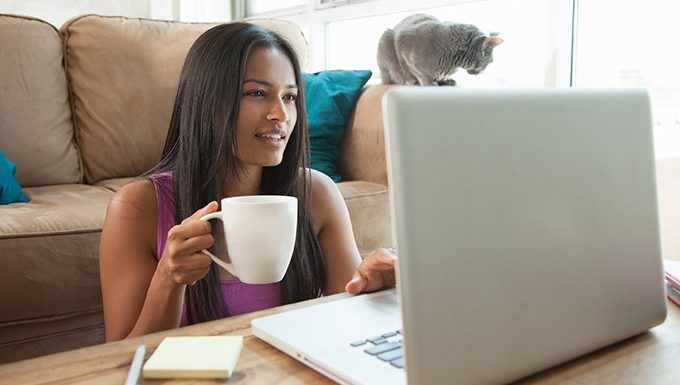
top-left (1, 294), bottom-right (678, 385)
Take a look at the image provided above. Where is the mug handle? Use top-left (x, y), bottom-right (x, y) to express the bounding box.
top-left (199, 212), bottom-right (238, 277)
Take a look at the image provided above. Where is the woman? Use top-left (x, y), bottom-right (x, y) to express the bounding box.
top-left (99, 22), bottom-right (396, 341)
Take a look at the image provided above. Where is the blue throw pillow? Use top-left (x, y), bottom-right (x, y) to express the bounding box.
top-left (0, 150), bottom-right (29, 204)
top-left (303, 70), bottom-right (372, 182)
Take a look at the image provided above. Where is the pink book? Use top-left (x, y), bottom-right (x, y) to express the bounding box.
top-left (667, 273), bottom-right (680, 288)
top-left (667, 283), bottom-right (680, 307)
top-left (664, 259), bottom-right (680, 287)
top-left (664, 259), bottom-right (680, 307)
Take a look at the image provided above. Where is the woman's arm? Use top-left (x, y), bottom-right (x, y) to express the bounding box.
top-left (309, 169), bottom-right (397, 295)
top-left (308, 170), bottom-right (363, 294)
top-left (99, 180), bottom-right (217, 341)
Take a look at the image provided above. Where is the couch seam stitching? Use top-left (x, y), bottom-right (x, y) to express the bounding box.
top-left (60, 17), bottom-right (86, 185)
top-left (0, 308), bottom-right (102, 328)
top-left (342, 190), bottom-right (388, 200)
top-left (0, 324), bottom-right (104, 347)
top-left (0, 228), bottom-right (102, 239)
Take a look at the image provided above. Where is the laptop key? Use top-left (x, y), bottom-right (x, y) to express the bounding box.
top-left (390, 357), bottom-right (404, 369)
top-left (365, 341), bottom-right (402, 355)
top-left (381, 331), bottom-right (397, 338)
top-left (367, 335), bottom-right (383, 343)
top-left (377, 347), bottom-right (403, 362)
top-left (350, 339), bottom-right (367, 347)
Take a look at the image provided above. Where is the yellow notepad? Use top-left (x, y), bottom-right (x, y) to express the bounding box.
top-left (142, 336), bottom-right (243, 379)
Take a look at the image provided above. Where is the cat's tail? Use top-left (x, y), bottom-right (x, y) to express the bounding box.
top-left (377, 28), bottom-right (397, 84)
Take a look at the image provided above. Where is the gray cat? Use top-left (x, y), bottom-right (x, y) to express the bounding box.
top-left (377, 14), bottom-right (503, 86)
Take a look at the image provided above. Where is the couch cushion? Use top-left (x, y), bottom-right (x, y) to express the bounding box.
top-left (0, 311), bottom-right (104, 364)
top-left (338, 84), bottom-right (393, 186)
top-left (0, 184), bottom-right (112, 362)
top-left (0, 184), bottom-right (113, 237)
top-left (94, 176), bottom-right (136, 192)
top-left (337, 181), bottom-right (393, 256)
top-left (0, 14), bottom-right (81, 187)
top-left (0, 233), bottom-right (104, 364)
top-left (62, 15), bottom-right (309, 184)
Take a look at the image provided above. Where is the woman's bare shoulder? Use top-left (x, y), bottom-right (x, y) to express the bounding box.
top-left (102, 178), bottom-right (158, 255)
top-left (305, 169), bottom-right (344, 232)
top-left (106, 179), bottom-right (157, 222)
top-left (306, 168), bottom-right (338, 194)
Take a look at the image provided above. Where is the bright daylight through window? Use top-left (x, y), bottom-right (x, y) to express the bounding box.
top-left (244, 0), bottom-right (679, 160)
top-left (575, 0), bottom-right (680, 158)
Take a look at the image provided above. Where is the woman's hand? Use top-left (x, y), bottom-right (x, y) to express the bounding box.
top-left (157, 201), bottom-right (218, 287)
top-left (345, 248), bottom-right (397, 294)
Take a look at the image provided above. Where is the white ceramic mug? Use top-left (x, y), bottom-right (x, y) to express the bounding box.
top-left (199, 195), bottom-right (297, 284)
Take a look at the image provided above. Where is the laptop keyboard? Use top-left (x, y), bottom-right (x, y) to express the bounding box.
top-left (349, 329), bottom-right (404, 369)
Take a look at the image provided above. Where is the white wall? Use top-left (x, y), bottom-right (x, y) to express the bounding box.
top-left (179, 0), bottom-right (231, 22)
top-left (1, 0), bottom-right (157, 28)
top-left (0, 0), bottom-right (231, 28)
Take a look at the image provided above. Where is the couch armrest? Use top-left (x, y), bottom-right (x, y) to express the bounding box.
top-left (337, 84), bottom-right (395, 186)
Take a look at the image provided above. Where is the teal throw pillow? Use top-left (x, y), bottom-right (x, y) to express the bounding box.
top-left (303, 70), bottom-right (372, 182)
top-left (0, 150), bottom-right (29, 204)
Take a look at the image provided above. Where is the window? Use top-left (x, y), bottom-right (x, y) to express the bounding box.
top-left (247, 0), bottom-right (307, 15)
top-left (326, 0), bottom-right (571, 88)
top-left (243, 0), bottom-right (572, 88)
top-left (572, 0), bottom-right (680, 258)
top-left (574, 0), bottom-right (680, 158)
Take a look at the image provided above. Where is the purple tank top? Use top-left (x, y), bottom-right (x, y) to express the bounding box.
top-left (149, 171), bottom-right (282, 325)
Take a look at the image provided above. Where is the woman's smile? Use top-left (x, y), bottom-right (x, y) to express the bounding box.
top-left (254, 128), bottom-right (287, 148)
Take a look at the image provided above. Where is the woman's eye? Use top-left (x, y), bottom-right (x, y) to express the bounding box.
top-left (284, 94), bottom-right (298, 102)
top-left (246, 90), bottom-right (265, 97)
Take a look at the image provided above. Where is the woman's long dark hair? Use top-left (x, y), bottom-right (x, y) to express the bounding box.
top-left (147, 23), bottom-right (325, 323)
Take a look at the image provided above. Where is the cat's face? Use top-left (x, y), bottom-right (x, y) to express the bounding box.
top-left (467, 45), bottom-right (494, 75)
top-left (467, 35), bottom-right (503, 75)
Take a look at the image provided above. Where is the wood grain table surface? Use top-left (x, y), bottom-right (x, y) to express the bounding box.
top-left (1, 292), bottom-right (678, 385)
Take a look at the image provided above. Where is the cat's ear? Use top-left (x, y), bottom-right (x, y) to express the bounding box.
top-left (484, 36), bottom-right (504, 48)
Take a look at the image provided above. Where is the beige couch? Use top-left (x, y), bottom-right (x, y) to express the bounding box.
top-left (0, 14), bottom-right (393, 364)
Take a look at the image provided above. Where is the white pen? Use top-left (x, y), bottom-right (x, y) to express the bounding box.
top-left (124, 343), bottom-right (146, 385)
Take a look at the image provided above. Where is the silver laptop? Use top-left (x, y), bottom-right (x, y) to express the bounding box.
top-left (252, 88), bottom-right (667, 385)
